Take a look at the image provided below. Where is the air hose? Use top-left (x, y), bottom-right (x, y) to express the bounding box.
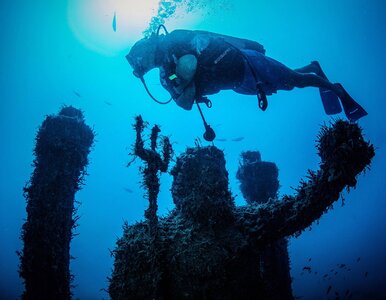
top-left (139, 76), bottom-right (173, 105)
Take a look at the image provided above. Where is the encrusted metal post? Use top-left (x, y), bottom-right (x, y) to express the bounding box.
top-left (133, 115), bottom-right (173, 237)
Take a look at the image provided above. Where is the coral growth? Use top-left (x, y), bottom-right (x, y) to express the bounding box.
top-left (109, 116), bottom-right (173, 299)
top-left (170, 146), bottom-right (235, 226)
top-left (109, 120), bottom-right (374, 299)
top-left (19, 106), bottom-right (94, 300)
top-left (132, 115), bottom-right (173, 236)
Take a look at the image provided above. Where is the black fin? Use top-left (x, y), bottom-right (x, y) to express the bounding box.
top-left (320, 88), bottom-right (342, 115)
top-left (336, 84), bottom-right (368, 122)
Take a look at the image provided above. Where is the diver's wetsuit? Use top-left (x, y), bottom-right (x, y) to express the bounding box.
top-left (156, 30), bottom-right (296, 101)
top-left (128, 29), bottom-right (368, 121)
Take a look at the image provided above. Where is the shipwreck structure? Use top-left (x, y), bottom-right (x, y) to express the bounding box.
top-left (19, 106), bottom-right (94, 300)
top-left (109, 119), bottom-right (374, 299)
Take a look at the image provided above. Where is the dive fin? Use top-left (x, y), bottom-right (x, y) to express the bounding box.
top-left (312, 61), bottom-right (342, 115)
top-left (319, 88), bottom-right (342, 115)
top-left (335, 83), bottom-right (368, 122)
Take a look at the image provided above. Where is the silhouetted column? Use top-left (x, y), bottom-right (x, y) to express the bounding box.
top-left (19, 106), bottom-right (94, 300)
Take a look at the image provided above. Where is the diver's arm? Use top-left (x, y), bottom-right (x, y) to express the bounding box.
top-left (159, 54), bottom-right (198, 111)
top-left (235, 121), bottom-right (374, 245)
top-left (174, 82), bottom-right (196, 110)
top-left (174, 54), bottom-right (197, 110)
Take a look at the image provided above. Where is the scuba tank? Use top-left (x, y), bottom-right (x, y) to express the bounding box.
top-left (193, 30), bottom-right (266, 55)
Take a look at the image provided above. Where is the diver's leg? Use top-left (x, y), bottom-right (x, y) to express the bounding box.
top-left (294, 61), bottom-right (326, 78)
top-left (286, 71), bottom-right (367, 121)
top-left (294, 63), bottom-right (317, 74)
top-left (286, 71), bottom-right (345, 98)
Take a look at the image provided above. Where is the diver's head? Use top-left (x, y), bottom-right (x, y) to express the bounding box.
top-left (126, 34), bottom-right (158, 78)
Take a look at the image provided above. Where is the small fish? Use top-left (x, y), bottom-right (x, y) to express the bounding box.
top-left (303, 266), bottom-right (311, 272)
top-left (73, 91), bottom-right (81, 97)
top-left (104, 101), bottom-right (112, 106)
top-left (334, 271), bottom-right (338, 275)
top-left (112, 11), bottom-right (117, 32)
top-left (347, 268), bottom-right (351, 271)
top-left (124, 188), bottom-right (133, 193)
top-left (326, 285), bottom-right (332, 294)
top-left (323, 274), bottom-right (328, 278)
top-left (345, 290), bottom-right (350, 296)
top-left (216, 138), bottom-right (227, 142)
top-left (231, 137), bottom-right (244, 142)
top-left (339, 264), bottom-right (346, 268)
top-left (314, 271), bottom-right (318, 275)
top-left (308, 258), bottom-right (312, 262)
top-left (364, 271), bottom-right (368, 277)
top-left (356, 257), bottom-right (361, 262)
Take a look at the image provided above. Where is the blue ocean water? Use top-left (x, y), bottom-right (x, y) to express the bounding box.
top-left (0, 0), bottom-right (385, 299)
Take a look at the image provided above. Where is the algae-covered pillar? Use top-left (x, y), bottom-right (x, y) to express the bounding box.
top-left (237, 151), bottom-right (293, 299)
top-left (19, 106), bottom-right (94, 300)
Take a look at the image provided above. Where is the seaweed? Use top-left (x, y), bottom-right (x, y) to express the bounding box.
top-left (132, 115), bottom-right (173, 236)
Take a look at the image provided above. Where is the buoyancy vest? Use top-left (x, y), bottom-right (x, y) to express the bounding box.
top-left (157, 30), bottom-right (265, 98)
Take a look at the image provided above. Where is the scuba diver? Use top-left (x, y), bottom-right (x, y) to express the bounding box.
top-left (126, 27), bottom-right (367, 141)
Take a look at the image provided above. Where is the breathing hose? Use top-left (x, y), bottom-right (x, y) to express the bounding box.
top-left (139, 76), bottom-right (173, 105)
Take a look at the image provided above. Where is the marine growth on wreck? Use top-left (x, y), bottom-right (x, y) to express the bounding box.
top-left (108, 118), bottom-right (374, 299)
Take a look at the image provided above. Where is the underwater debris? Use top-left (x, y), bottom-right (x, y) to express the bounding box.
top-left (19, 106), bottom-right (94, 300)
top-left (109, 119), bottom-right (374, 299)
